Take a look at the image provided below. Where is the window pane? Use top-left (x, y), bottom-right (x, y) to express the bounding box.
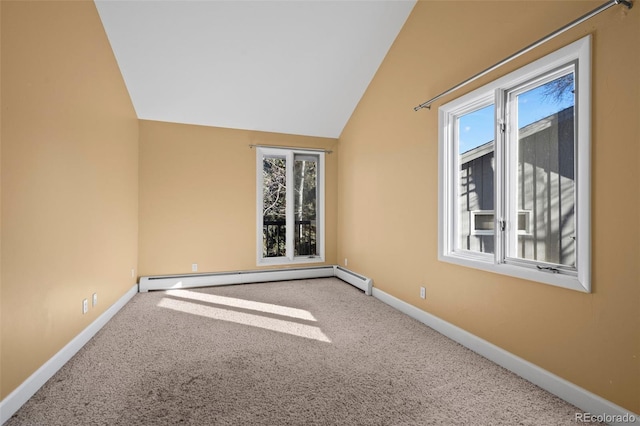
top-left (294, 155), bottom-right (318, 256)
top-left (517, 211), bottom-right (530, 233)
top-left (263, 157), bottom-right (286, 257)
top-left (513, 72), bottom-right (575, 267)
top-left (458, 104), bottom-right (495, 254)
top-left (474, 213), bottom-right (494, 231)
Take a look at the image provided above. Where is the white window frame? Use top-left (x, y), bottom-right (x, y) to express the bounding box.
top-left (438, 36), bottom-right (591, 292)
top-left (256, 147), bottom-right (325, 266)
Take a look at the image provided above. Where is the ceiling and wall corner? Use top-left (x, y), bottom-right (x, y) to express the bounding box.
top-left (95, 0), bottom-right (417, 138)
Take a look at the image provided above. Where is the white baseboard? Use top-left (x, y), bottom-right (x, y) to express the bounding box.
top-left (372, 287), bottom-right (638, 426)
top-left (138, 265), bottom-right (372, 295)
top-left (0, 284), bottom-right (138, 425)
top-left (139, 266), bottom-right (336, 292)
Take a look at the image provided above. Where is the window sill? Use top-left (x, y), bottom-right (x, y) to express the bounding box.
top-left (439, 252), bottom-right (589, 293)
top-left (257, 256), bottom-right (326, 267)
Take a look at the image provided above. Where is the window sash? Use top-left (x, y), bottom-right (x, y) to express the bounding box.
top-left (293, 154), bottom-right (319, 257)
top-left (257, 147), bottom-right (325, 265)
top-left (503, 65), bottom-right (577, 272)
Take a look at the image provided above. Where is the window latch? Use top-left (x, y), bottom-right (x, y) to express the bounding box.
top-left (499, 220), bottom-right (506, 231)
top-left (536, 265), bottom-right (560, 274)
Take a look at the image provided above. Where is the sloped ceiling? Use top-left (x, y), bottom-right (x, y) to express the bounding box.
top-left (95, 0), bottom-right (416, 138)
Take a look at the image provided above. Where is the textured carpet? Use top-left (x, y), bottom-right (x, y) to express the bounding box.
top-left (6, 278), bottom-right (598, 425)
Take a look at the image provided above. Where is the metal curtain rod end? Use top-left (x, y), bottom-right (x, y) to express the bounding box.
top-left (616, 0), bottom-right (633, 9)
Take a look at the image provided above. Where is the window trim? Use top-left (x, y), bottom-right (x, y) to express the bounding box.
top-left (438, 35), bottom-right (591, 292)
top-left (256, 147), bottom-right (325, 266)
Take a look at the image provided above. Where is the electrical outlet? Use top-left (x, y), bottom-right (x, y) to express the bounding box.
top-left (344, 258), bottom-right (348, 266)
top-left (131, 268), bottom-right (135, 278)
top-left (192, 263), bottom-right (198, 272)
top-left (420, 287), bottom-right (426, 299)
top-left (92, 293), bottom-right (98, 307)
top-left (82, 299), bottom-right (89, 314)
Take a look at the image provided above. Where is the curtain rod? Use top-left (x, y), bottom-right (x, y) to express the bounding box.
top-left (249, 144), bottom-right (333, 154)
top-left (413, 0), bottom-right (633, 112)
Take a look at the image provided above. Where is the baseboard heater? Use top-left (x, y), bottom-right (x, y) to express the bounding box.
top-left (333, 266), bottom-right (373, 295)
top-left (139, 265), bottom-right (373, 295)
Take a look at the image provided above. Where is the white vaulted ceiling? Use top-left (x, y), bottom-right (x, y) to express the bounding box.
top-left (95, 0), bottom-right (416, 138)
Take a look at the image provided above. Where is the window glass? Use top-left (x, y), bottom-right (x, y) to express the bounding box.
top-left (262, 156), bottom-right (286, 258)
top-left (509, 70), bottom-right (576, 268)
top-left (457, 104), bottom-right (495, 254)
top-left (474, 212), bottom-right (495, 232)
top-left (294, 154), bottom-right (318, 256)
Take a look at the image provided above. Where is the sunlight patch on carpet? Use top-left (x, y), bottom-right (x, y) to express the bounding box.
top-left (158, 297), bottom-right (331, 343)
top-left (165, 289), bottom-right (317, 321)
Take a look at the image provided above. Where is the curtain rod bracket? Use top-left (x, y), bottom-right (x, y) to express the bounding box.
top-left (413, 104), bottom-right (431, 112)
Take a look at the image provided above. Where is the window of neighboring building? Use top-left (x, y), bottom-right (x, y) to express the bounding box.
top-left (470, 211), bottom-right (531, 236)
top-left (256, 147), bottom-right (325, 265)
top-left (438, 36), bottom-right (591, 292)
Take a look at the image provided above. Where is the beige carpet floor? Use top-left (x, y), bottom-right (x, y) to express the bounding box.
top-left (6, 278), bottom-right (598, 425)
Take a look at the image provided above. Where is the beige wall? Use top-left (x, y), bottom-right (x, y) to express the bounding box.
top-left (338, 0), bottom-right (639, 412)
top-left (138, 120), bottom-right (338, 276)
top-left (0, 1), bottom-right (139, 399)
top-left (1, 0), bottom-right (638, 415)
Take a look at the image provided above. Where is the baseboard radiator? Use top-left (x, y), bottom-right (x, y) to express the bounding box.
top-left (139, 265), bottom-right (373, 295)
top-left (333, 266), bottom-right (373, 295)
